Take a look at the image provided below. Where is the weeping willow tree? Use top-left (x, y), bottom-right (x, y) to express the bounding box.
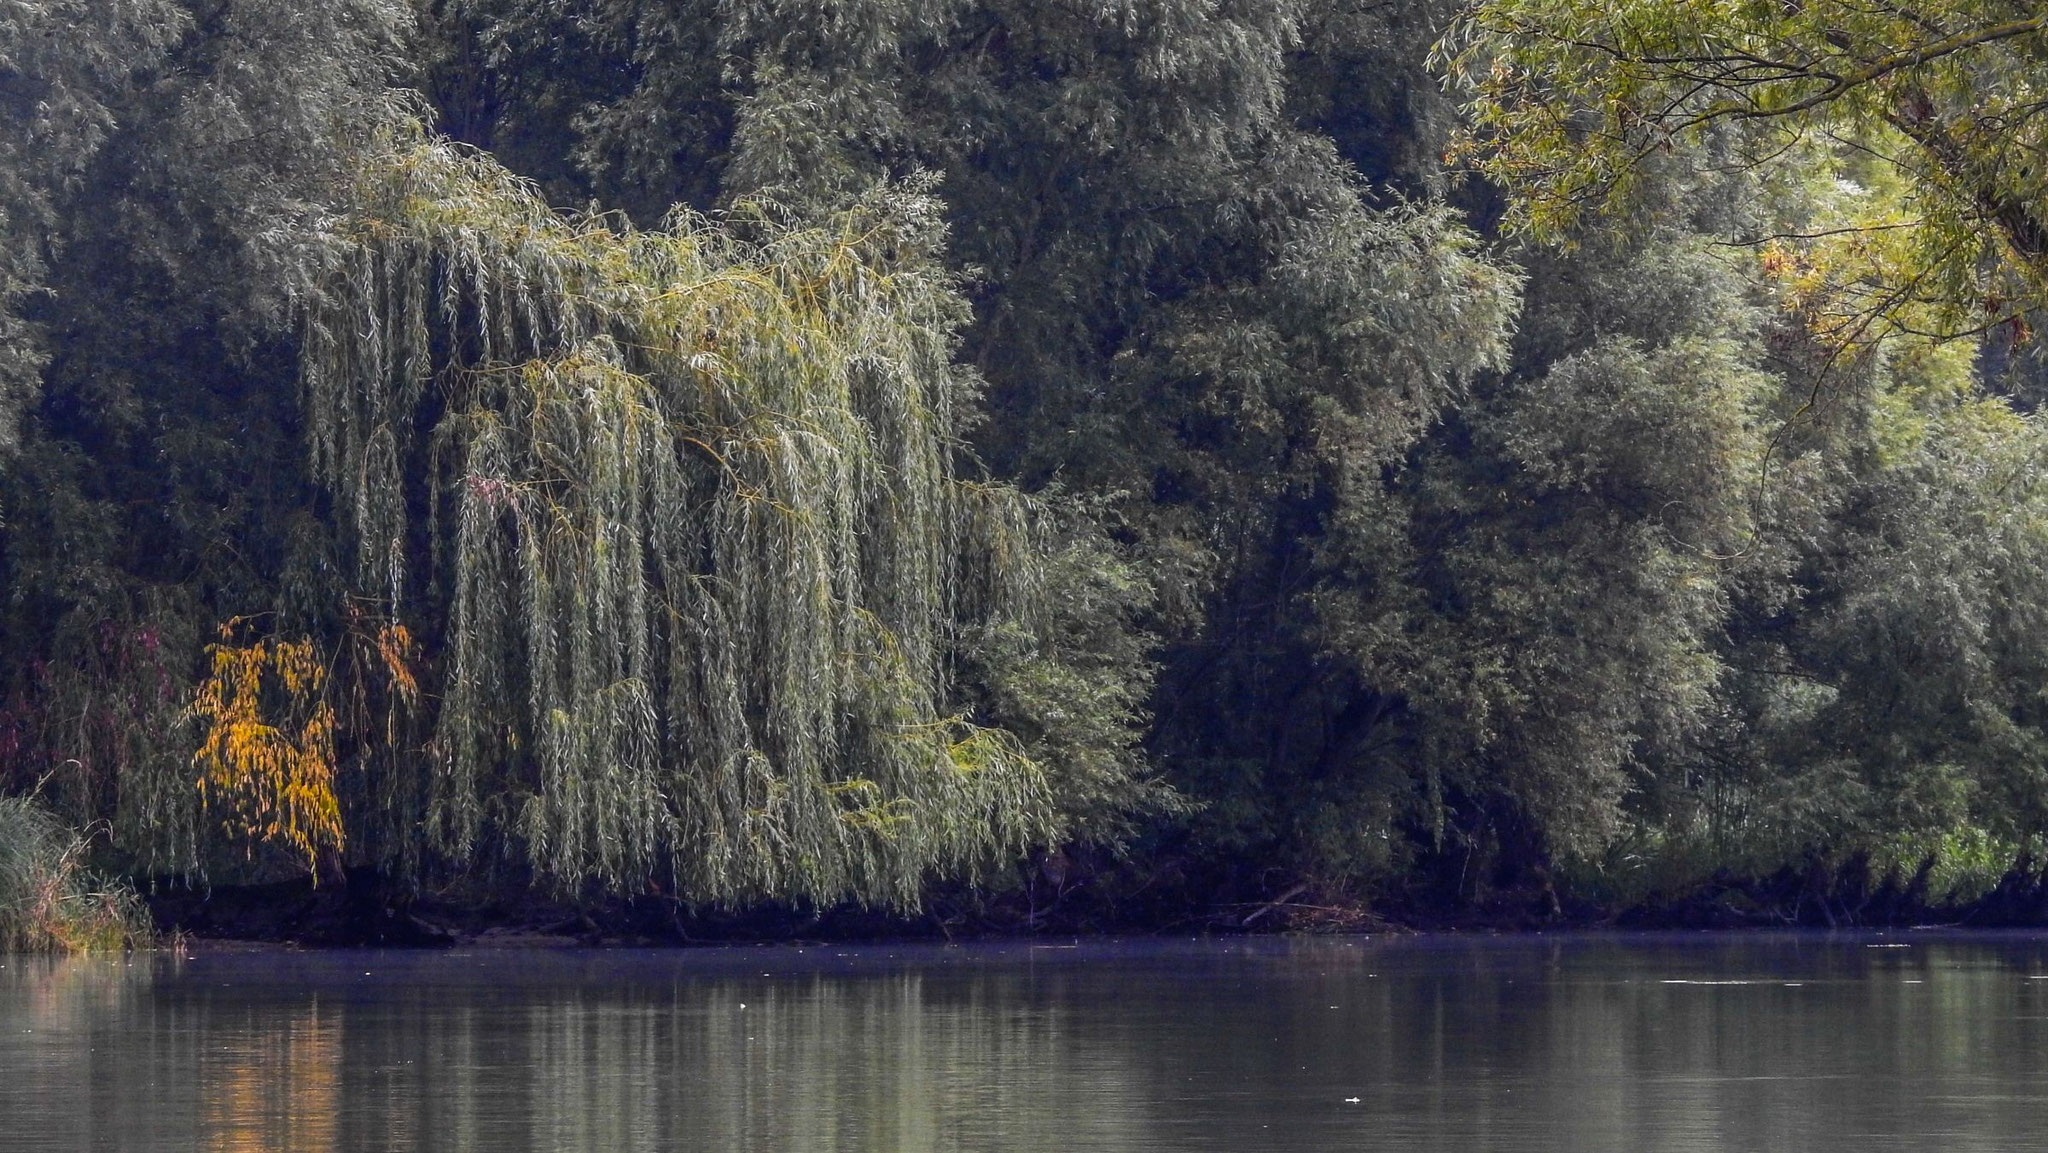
top-left (297, 119), bottom-right (1058, 907)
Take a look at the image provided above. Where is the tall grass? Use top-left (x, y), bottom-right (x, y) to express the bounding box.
top-left (0, 796), bottom-right (149, 952)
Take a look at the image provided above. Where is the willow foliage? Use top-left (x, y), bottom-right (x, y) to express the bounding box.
top-left (300, 124), bottom-right (1056, 905)
top-left (189, 621), bottom-right (346, 871)
top-left (0, 0), bottom-right (410, 877)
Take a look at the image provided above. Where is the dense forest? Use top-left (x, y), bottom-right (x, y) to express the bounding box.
top-left (6, 0), bottom-right (2048, 946)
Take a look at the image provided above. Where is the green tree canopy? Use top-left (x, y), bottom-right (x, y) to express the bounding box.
top-left (1441, 1), bottom-right (2048, 328)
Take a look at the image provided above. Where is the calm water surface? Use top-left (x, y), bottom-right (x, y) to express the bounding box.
top-left (5, 932), bottom-right (2048, 1151)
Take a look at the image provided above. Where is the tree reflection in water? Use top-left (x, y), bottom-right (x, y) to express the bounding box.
top-left (5, 937), bottom-right (2048, 1151)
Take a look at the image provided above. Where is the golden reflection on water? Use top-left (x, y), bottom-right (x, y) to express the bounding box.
top-left (199, 996), bottom-right (339, 1153)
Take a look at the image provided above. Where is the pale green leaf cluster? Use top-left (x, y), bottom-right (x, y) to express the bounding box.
top-left (1441, 0), bottom-right (2048, 321)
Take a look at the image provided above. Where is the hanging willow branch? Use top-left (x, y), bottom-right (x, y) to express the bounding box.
top-left (300, 120), bottom-right (1056, 906)
top-left (189, 620), bottom-right (345, 872)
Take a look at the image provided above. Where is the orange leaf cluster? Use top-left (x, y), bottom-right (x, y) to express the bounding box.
top-left (374, 622), bottom-right (420, 708)
top-left (190, 621), bottom-right (346, 871)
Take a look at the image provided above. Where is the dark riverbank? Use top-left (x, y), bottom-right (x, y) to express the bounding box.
top-left (141, 851), bottom-right (2048, 948)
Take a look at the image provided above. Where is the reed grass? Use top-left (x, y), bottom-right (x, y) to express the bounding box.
top-left (0, 796), bottom-right (149, 952)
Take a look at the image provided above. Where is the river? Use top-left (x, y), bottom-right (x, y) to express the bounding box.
top-left (4, 933), bottom-right (2047, 1150)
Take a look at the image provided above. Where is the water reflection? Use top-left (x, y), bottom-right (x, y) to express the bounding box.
top-left (5, 935), bottom-right (2048, 1151)
top-left (198, 996), bottom-right (339, 1153)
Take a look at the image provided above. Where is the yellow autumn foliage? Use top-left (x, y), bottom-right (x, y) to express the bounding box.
top-left (371, 621), bottom-right (420, 709)
top-left (189, 620), bottom-right (346, 871)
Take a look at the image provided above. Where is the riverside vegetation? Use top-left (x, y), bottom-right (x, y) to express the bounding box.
top-left (6, 0), bottom-right (2048, 946)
